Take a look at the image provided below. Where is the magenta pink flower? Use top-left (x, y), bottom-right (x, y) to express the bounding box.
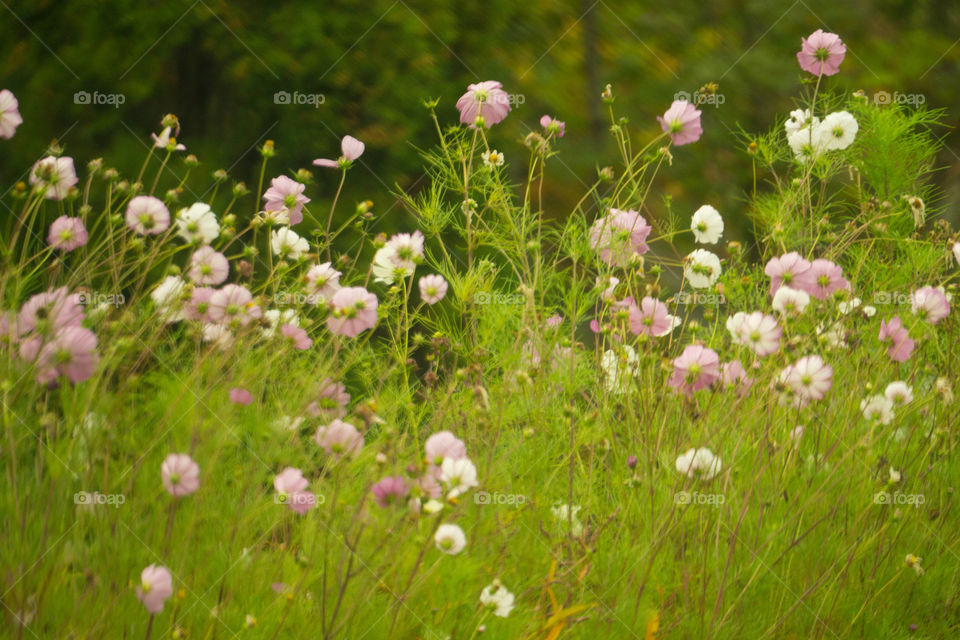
top-left (879, 316), bottom-right (915, 362)
top-left (669, 344), bottom-right (720, 396)
top-left (184, 286), bottom-right (215, 322)
top-left (629, 296), bottom-right (671, 337)
top-left (540, 115), bottom-right (565, 137)
top-left (229, 387), bottom-right (253, 405)
top-left (187, 246), bottom-right (229, 285)
top-left (161, 453), bottom-right (200, 497)
top-left (738, 311), bottom-right (782, 356)
top-left (456, 81), bottom-right (511, 128)
top-left (657, 100), bottom-right (703, 146)
top-left (419, 274), bottom-right (449, 305)
top-left (590, 208), bottom-right (652, 267)
top-left (765, 252), bottom-right (812, 296)
top-left (136, 564), bottom-right (174, 614)
top-left (313, 135), bottom-right (365, 169)
top-left (17, 287), bottom-right (84, 336)
top-left (371, 475), bottom-right (409, 507)
top-left (797, 29), bottom-right (846, 76)
top-left (280, 324), bottom-right (312, 350)
top-left (306, 378), bottom-right (350, 421)
top-left (29, 156), bottom-right (77, 200)
top-left (47, 216), bottom-right (88, 252)
top-left (0, 89), bottom-right (23, 139)
top-left (126, 196), bottom-right (170, 235)
top-left (910, 286), bottom-right (950, 324)
top-left (208, 284), bottom-right (262, 327)
top-left (262, 175), bottom-right (310, 225)
top-left (314, 419), bottom-right (363, 458)
top-left (784, 355), bottom-right (833, 402)
top-left (36, 326), bottom-right (99, 384)
top-left (325, 287), bottom-right (378, 337)
top-left (719, 360), bottom-right (753, 396)
top-left (796, 259), bottom-right (848, 300)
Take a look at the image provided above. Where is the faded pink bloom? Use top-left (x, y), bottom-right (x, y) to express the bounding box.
top-left (540, 115), bottom-right (565, 137)
top-left (765, 252), bottom-right (812, 296)
top-left (910, 286), bottom-right (950, 324)
top-left (126, 196), bottom-right (171, 235)
top-left (208, 284), bottom-right (262, 327)
top-left (797, 29), bottom-right (846, 76)
top-left (371, 475), bottom-right (409, 507)
top-left (456, 81), bottom-right (511, 128)
top-left (629, 296), bottom-right (671, 337)
top-left (18, 287), bottom-right (84, 336)
top-left (425, 430), bottom-right (467, 475)
top-left (280, 324), bottom-right (312, 350)
top-left (738, 312), bottom-right (782, 356)
top-left (136, 564), bottom-right (174, 614)
top-left (306, 378), bottom-right (350, 421)
top-left (590, 208), bottom-right (652, 267)
top-left (719, 360), bottom-right (753, 396)
top-left (313, 135), bottom-right (365, 168)
top-left (879, 316), bottom-right (915, 362)
top-left (36, 326), bottom-right (99, 384)
top-left (796, 259), bottom-right (848, 300)
top-left (29, 156), bottom-right (77, 200)
top-left (161, 453), bottom-right (200, 496)
top-left (187, 246), bottom-right (229, 285)
top-left (274, 467), bottom-right (314, 514)
top-left (184, 286), bottom-right (215, 322)
top-left (784, 355), bottom-right (833, 402)
top-left (305, 262), bottom-right (342, 304)
top-left (47, 216), bottom-right (88, 252)
top-left (419, 274), bottom-right (448, 305)
top-left (669, 345), bottom-right (720, 397)
top-left (0, 89), bottom-right (23, 139)
top-left (385, 231), bottom-right (425, 271)
top-left (229, 387), bottom-right (253, 405)
top-left (657, 100), bottom-right (702, 146)
top-left (262, 175), bottom-right (310, 225)
top-left (314, 419), bottom-right (363, 458)
top-left (325, 287), bottom-right (378, 337)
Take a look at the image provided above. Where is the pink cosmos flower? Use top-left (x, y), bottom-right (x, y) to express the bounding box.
top-left (183, 286), bottom-right (215, 322)
top-left (590, 208), bottom-right (652, 267)
top-left (385, 231), bottom-right (425, 271)
top-left (719, 360), bottom-right (753, 396)
top-left (784, 355), bottom-right (833, 402)
top-left (126, 196), bottom-right (171, 235)
top-left (425, 430), bottom-right (467, 477)
top-left (797, 29), bottom-right (846, 76)
top-left (910, 286), bottom-right (950, 324)
top-left (325, 287), bottom-right (378, 337)
top-left (161, 453), bottom-right (200, 497)
top-left (47, 216), bottom-right (88, 252)
top-left (371, 475), bottom-right (409, 507)
top-left (18, 287), bottom-right (84, 336)
top-left (187, 246), bottom-right (229, 285)
top-left (738, 312), bottom-right (782, 356)
top-left (419, 274), bottom-right (449, 305)
top-left (305, 262), bottom-right (342, 305)
top-left (229, 387), bottom-right (253, 405)
top-left (540, 115), bottom-right (566, 137)
top-left (306, 378), bottom-right (351, 421)
top-left (545, 314), bottom-right (563, 328)
top-left (765, 252), bottom-right (812, 296)
top-left (796, 259), bottom-right (848, 300)
top-left (280, 324), bottom-right (312, 350)
top-left (628, 296), bottom-right (672, 337)
top-left (136, 564), bottom-right (174, 614)
top-left (314, 419), bottom-right (363, 458)
top-left (274, 467), bottom-right (314, 514)
top-left (0, 89), bottom-right (23, 139)
top-left (879, 316), bottom-right (915, 362)
top-left (657, 100), bottom-right (703, 146)
top-left (456, 81), bottom-right (511, 128)
top-left (262, 175), bottom-right (310, 225)
top-left (669, 345), bottom-right (720, 397)
top-left (29, 156), bottom-right (78, 200)
top-left (313, 135), bottom-right (365, 168)
top-left (35, 326), bottom-right (99, 384)
top-left (208, 284), bottom-right (262, 327)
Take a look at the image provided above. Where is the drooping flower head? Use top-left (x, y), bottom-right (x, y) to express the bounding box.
top-left (47, 216), bottom-right (88, 252)
top-left (161, 453), bottom-right (200, 497)
top-left (136, 564), bottom-right (174, 614)
top-left (590, 208), bottom-right (652, 267)
top-left (719, 360), bottom-right (753, 396)
top-left (126, 196), bottom-right (171, 235)
top-left (669, 345), bottom-right (720, 397)
top-left (657, 100), bottom-right (703, 146)
top-left (797, 29), bottom-right (846, 76)
top-left (313, 135), bottom-right (365, 169)
top-left (262, 176), bottom-right (310, 225)
top-left (325, 287), bottom-right (378, 337)
top-left (29, 156), bottom-right (77, 200)
top-left (539, 114), bottom-right (565, 137)
top-left (456, 81), bottom-right (511, 128)
top-left (879, 316), bottom-right (915, 362)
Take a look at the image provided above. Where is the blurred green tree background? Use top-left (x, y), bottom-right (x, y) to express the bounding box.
top-left (2, 0), bottom-right (958, 238)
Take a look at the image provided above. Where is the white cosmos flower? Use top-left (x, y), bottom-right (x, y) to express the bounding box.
top-left (655, 314), bottom-right (682, 337)
top-left (889, 467), bottom-right (902, 483)
top-left (684, 249), bottom-right (721, 289)
top-left (601, 346), bottom-right (639, 394)
top-left (884, 381), bottom-right (913, 405)
top-left (202, 323), bottom-right (234, 350)
top-left (690, 205), bottom-right (724, 244)
top-left (837, 297), bottom-right (861, 314)
top-left (481, 149), bottom-right (504, 167)
top-left (479, 581), bottom-right (515, 618)
top-left (175, 203), bottom-right (219, 244)
top-left (787, 125), bottom-right (828, 162)
top-left (434, 524), bottom-right (467, 554)
top-left (150, 275), bottom-right (187, 323)
top-left (819, 111), bottom-right (858, 151)
top-left (440, 457), bottom-right (478, 498)
top-left (860, 395), bottom-right (895, 425)
top-left (784, 109), bottom-right (818, 136)
top-left (675, 447), bottom-right (722, 481)
top-left (772, 286), bottom-right (810, 316)
top-left (952, 242), bottom-right (960, 266)
top-left (372, 246), bottom-right (413, 284)
top-left (270, 227), bottom-right (309, 260)
top-left (726, 311), bottom-right (747, 344)
top-left (551, 504), bottom-right (584, 536)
